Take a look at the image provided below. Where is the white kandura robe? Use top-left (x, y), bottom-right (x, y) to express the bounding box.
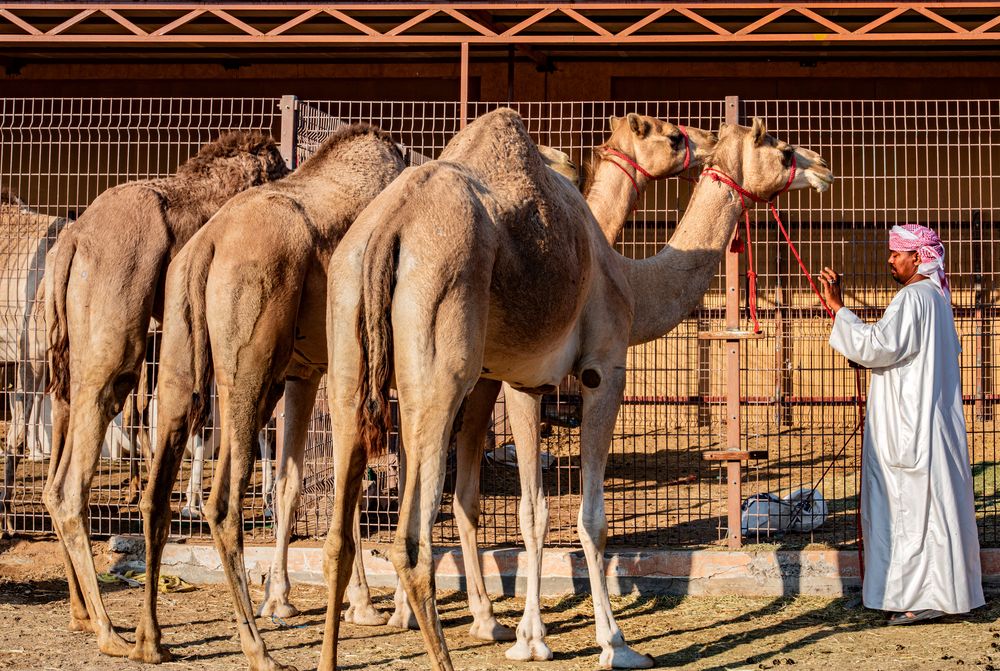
top-left (829, 280), bottom-right (984, 614)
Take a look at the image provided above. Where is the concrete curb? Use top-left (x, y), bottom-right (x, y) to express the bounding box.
top-left (105, 536), bottom-right (998, 597)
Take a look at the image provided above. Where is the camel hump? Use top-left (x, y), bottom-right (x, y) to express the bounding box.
top-left (438, 108), bottom-right (546, 189)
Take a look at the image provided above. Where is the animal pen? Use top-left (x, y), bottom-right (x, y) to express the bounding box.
top-left (0, 95), bottom-right (997, 555)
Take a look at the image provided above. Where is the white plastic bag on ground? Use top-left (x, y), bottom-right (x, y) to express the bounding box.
top-left (783, 488), bottom-right (828, 532)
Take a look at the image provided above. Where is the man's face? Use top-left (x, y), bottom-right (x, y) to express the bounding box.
top-left (888, 249), bottom-right (920, 285)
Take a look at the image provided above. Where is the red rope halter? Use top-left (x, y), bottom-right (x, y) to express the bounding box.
top-left (598, 124), bottom-right (693, 202)
top-left (699, 154), bottom-right (834, 334)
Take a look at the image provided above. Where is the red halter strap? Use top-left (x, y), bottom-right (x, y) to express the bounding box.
top-left (699, 154), bottom-right (826, 334)
top-left (599, 126), bottom-right (694, 200)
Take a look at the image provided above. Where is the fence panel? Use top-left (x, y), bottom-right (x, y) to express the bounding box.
top-left (0, 97), bottom-right (996, 551)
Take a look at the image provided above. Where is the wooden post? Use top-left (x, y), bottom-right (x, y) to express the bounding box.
top-left (278, 94), bottom-right (298, 170)
top-left (460, 42), bottom-right (469, 129)
top-left (273, 94), bottom-right (298, 469)
top-left (724, 95), bottom-right (743, 549)
top-left (973, 210), bottom-right (993, 421)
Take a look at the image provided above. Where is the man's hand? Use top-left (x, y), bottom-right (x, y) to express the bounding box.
top-left (817, 266), bottom-right (845, 314)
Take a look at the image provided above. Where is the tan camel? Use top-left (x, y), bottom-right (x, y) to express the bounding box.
top-left (129, 123), bottom-right (407, 669)
top-left (382, 116), bottom-right (716, 637)
top-left (42, 131), bottom-right (287, 657)
top-left (322, 109), bottom-right (833, 670)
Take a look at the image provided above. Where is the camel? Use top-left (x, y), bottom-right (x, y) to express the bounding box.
top-left (321, 109), bottom-right (833, 670)
top-left (42, 130), bottom-right (287, 658)
top-left (129, 123), bottom-right (407, 668)
top-left (0, 189), bottom-right (233, 531)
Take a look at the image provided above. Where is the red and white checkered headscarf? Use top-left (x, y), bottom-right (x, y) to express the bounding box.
top-left (889, 224), bottom-right (950, 299)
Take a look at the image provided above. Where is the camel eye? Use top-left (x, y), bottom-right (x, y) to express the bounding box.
top-left (669, 133), bottom-right (683, 149)
top-left (781, 148), bottom-right (795, 167)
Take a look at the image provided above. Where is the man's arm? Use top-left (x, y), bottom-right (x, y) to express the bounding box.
top-left (828, 293), bottom-right (922, 369)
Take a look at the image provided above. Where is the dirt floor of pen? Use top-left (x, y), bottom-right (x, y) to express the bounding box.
top-left (1, 538), bottom-right (998, 671)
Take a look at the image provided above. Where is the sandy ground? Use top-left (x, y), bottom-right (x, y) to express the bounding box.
top-left (1, 537), bottom-right (998, 671)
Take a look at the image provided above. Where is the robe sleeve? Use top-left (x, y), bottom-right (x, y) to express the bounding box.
top-left (828, 293), bottom-right (922, 369)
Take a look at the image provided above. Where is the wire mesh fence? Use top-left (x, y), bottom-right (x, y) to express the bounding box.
top-left (0, 97), bottom-right (996, 552)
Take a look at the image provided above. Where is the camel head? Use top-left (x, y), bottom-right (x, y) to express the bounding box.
top-left (605, 112), bottom-right (717, 178)
top-left (176, 130), bottom-right (290, 191)
top-left (714, 118), bottom-right (834, 200)
top-left (537, 144), bottom-right (580, 188)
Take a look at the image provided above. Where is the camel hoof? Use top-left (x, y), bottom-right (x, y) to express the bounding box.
top-left (98, 630), bottom-right (134, 658)
top-left (599, 647), bottom-right (655, 669)
top-left (387, 609), bottom-right (418, 630)
top-left (129, 640), bottom-right (174, 664)
top-left (68, 615), bottom-right (95, 633)
top-left (506, 637), bottom-right (553, 662)
top-left (179, 505), bottom-right (204, 520)
top-left (470, 618), bottom-right (516, 642)
top-left (250, 658), bottom-right (298, 671)
top-left (257, 599), bottom-right (300, 619)
top-left (344, 604), bottom-right (389, 626)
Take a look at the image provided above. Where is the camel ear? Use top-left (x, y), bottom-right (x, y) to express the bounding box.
top-left (608, 115), bottom-right (623, 132)
top-left (627, 113), bottom-right (650, 139)
top-left (751, 117), bottom-right (767, 146)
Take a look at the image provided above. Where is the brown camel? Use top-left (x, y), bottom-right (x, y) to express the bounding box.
top-left (130, 123), bottom-right (407, 670)
top-left (42, 131), bottom-right (287, 658)
top-left (322, 109), bottom-right (833, 670)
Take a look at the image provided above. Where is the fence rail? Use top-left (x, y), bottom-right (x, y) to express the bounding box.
top-left (0, 96), bottom-right (996, 551)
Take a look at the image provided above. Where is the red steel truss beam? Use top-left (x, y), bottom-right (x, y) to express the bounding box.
top-left (4, 3), bottom-right (1000, 45)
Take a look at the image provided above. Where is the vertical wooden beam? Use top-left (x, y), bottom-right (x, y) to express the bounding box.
top-left (460, 42), bottom-right (470, 128)
top-left (279, 94), bottom-right (298, 170)
top-left (274, 94), bottom-right (298, 468)
top-left (724, 95), bottom-right (743, 549)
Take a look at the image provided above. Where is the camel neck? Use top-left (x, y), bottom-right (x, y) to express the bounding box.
top-left (586, 153), bottom-right (645, 245)
top-left (621, 174), bottom-right (746, 346)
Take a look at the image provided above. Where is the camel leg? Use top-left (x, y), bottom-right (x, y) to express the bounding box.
top-left (579, 366), bottom-right (653, 670)
top-left (44, 383), bottom-right (133, 657)
top-left (131, 372), bottom-right (200, 662)
top-left (180, 433), bottom-right (207, 519)
top-left (259, 374), bottom-right (321, 620)
top-left (345, 489), bottom-right (390, 626)
top-left (503, 388), bottom-right (553, 662)
top-left (452, 378), bottom-right (515, 642)
top-left (386, 443), bottom-right (418, 630)
top-left (44, 394), bottom-right (91, 633)
top-left (124, 391), bottom-right (143, 504)
top-left (317, 408), bottom-right (368, 670)
top-left (205, 378), bottom-right (294, 671)
top-left (259, 418), bottom-right (275, 517)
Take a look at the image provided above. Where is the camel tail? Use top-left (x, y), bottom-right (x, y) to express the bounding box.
top-left (185, 242), bottom-right (216, 434)
top-left (356, 228), bottom-right (400, 461)
top-left (44, 235), bottom-right (77, 402)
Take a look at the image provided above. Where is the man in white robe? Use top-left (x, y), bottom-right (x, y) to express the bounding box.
top-left (818, 224), bottom-right (984, 624)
